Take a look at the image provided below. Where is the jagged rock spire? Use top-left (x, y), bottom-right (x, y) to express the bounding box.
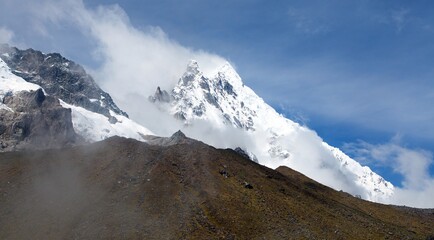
top-left (179, 60), bottom-right (203, 85)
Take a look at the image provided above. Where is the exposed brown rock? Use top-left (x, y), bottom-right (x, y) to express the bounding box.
top-left (0, 136), bottom-right (433, 239)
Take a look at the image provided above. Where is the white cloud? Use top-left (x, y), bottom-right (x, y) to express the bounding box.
top-left (26, 0), bottom-right (227, 136)
top-left (82, 4), bottom-right (227, 136)
top-left (0, 26), bottom-right (14, 44)
top-left (344, 139), bottom-right (434, 208)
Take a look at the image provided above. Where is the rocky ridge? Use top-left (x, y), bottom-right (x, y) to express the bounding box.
top-left (0, 44), bottom-right (127, 119)
top-left (0, 45), bottom-right (152, 150)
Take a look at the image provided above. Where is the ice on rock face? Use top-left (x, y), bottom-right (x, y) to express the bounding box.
top-left (0, 58), bottom-right (41, 108)
top-left (0, 58), bottom-right (41, 95)
top-left (150, 60), bottom-right (395, 202)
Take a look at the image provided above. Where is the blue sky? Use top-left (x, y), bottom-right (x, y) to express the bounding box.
top-left (1, 0), bottom-right (434, 192)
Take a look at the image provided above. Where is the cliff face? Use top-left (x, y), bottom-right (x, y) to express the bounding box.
top-left (0, 88), bottom-right (80, 151)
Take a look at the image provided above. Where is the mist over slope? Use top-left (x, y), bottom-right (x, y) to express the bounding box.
top-left (1, 0), bottom-right (433, 209)
top-left (1, 136), bottom-right (433, 239)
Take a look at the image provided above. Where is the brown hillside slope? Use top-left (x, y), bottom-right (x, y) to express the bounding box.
top-left (0, 135), bottom-right (433, 239)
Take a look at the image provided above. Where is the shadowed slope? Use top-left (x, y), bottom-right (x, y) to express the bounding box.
top-left (0, 135), bottom-right (433, 239)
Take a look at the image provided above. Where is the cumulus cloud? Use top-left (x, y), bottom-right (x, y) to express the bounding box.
top-left (82, 7), bottom-right (226, 136)
top-left (344, 138), bottom-right (434, 208)
top-left (0, 26), bottom-right (14, 44)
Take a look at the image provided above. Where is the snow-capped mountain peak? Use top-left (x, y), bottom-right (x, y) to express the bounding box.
top-left (1, 45), bottom-right (153, 150)
top-left (150, 60), bottom-right (394, 202)
top-left (178, 60), bottom-right (203, 87)
top-left (215, 61), bottom-right (244, 89)
top-left (185, 60), bottom-right (201, 76)
top-left (169, 61), bottom-right (257, 130)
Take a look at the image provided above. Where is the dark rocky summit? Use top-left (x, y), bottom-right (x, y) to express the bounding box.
top-left (149, 86), bottom-right (172, 103)
top-left (0, 44), bottom-right (136, 151)
top-left (0, 44), bottom-right (127, 118)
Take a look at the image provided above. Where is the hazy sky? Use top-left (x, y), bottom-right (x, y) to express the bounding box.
top-left (1, 0), bottom-right (434, 205)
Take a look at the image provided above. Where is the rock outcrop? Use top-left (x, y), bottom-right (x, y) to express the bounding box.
top-left (0, 88), bottom-right (80, 151)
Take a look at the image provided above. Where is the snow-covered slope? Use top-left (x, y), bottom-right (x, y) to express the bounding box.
top-left (0, 58), bottom-right (40, 109)
top-left (151, 60), bottom-right (394, 202)
top-left (0, 53), bottom-right (153, 146)
top-left (60, 100), bottom-right (152, 142)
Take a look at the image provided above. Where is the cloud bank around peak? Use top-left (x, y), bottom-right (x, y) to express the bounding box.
top-left (71, 1), bottom-right (434, 207)
top-left (29, 0), bottom-right (227, 92)
top-left (80, 3), bottom-right (228, 135)
top-left (4, 0), bottom-right (434, 207)
top-left (344, 139), bottom-right (434, 208)
top-left (26, 0), bottom-right (228, 135)
top-left (31, 1), bottom-right (380, 201)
